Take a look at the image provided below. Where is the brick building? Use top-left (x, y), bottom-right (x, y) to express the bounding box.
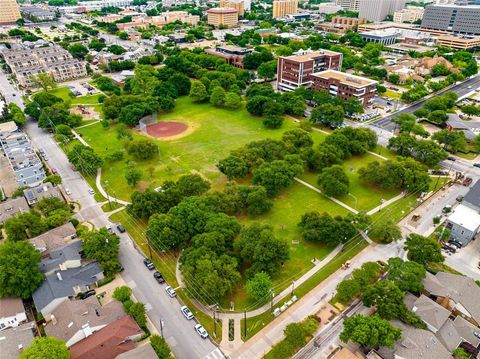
top-left (207, 8), bottom-right (239, 28)
top-left (310, 70), bottom-right (378, 107)
top-left (220, 0), bottom-right (245, 16)
top-left (204, 45), bottom-right (253, 68)
top-left (272, 0), bottom-right (298, 18)
top-left (277, 50), bottom-right (343, 91)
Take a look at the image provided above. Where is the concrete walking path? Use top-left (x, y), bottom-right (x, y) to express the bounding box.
top-left (294, 177), bottom-right (359, 214)
top-left (72, 129), bottom-right (89, 147)
top-left (96, 168), bottom-right (131, 206)
top-left (366, 192), bottom-right (406, 216)
top-left (76, 120), bottom-right (101, 129)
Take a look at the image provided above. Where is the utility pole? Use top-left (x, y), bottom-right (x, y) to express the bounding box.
top-left (291, 281), bottom-right (295, 298)
top-left (213, 307), bottom-right (216, 338)
top-left (104, 180), bottom-right (112, 210)
top-left (146, 235), bottom-right (153, 258)
top-left (160, 319), bottom-right (164, 338)
top-left (270, 291), bottom-right (275, 312)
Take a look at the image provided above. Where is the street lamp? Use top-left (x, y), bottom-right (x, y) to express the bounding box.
top-left (159, 319), bottom-right (164, 338)
top-left (270, 291), bottom-right (275, 312)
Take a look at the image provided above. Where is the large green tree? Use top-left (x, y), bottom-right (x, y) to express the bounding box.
top-left (19, 337), bottom-right (70, 359)
top-left (317, 165), bottom-right (349, 197)
top-left (0, 241), bottom-right (44, 299)
top-left (404, 233), bottom-right (444, 265)
top-left (341, 315), bottom-right (402, 349)
top-left (246, 272), bottom-right (273, 302)
top-left (387, 258), bottom-right (426, 293)
top-left (82, 228), bottom-right (121, 275)
top-left (67, 144), bottom-right (103, 176)
top-left (189, 80), bottom-right (208, 102)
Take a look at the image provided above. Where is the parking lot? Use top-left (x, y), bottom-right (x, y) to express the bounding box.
top-left (67, 82), bottom-right (99, 97)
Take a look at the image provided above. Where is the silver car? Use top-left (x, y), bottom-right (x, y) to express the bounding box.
top-left (180, 306), bottom-right (194, 320)
top-left (195, 324), bottom-right (208, 339)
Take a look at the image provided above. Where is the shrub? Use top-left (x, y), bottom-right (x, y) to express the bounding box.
top-left (112, 285), bottom-right (132, 302)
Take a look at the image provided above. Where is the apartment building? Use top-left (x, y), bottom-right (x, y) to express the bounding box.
top-left (393, 5), bottom-right (425, 22)
top-left (207, 8), bottom-right (239, 28)
top-left (277, 49), bottom-right (343, 91)
top-left (335, 0), bottom-right (360, 11)
top-left (310, 70), bottom-right (378, 107)
top-left (0, 125), bottom-right (46, 188)
top-left (359, 0), bottom-right (407, 22)
top-left (205, 45), bottom-right (253, 68)
top-left (220, 0), bottom-right (245, 16)
top-left (21, 6), bottom-right (57, 21)
top-left (317, 16), bottom-right (367, 34)
top-left (0, 0), bottom-right (21, 25)
top-left (272, 0), bottom-right (298, 18)
top-left (421, 4), bottom-right (480, 35)
top-left (1, 46), bottom-right (87, 88)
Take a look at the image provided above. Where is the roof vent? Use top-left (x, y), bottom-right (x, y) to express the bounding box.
top-left (18, 344), bottom-right (23, 351)
top-left (51, 315), bottom-right (57, 325)
top-left (56, 272), bottom-right (62, 281)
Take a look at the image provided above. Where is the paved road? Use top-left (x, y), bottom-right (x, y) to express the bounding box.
top-left (0, 71), bottom-right (220, 359)
top-left (371, 74), bottom-right (480, 130)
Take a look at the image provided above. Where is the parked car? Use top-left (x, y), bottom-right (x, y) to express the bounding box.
top-left (153, 271), bottom-right (165, 284)
top-left (143, 258), bottom-right (155, 270)
top-left (180, 306), bottom-right (194, 320)
top-left (65, 188), bottom-right (72, 195)
top-left (79, 289), bottom-right (96, 299)
top-left (195, 324), bottom-right (209, 339)
top-left (117, 224), bottom-right (125, 233)
top-left (105, 225), bottom-right (113, 234)
top-left (474, 163), bottom-right (480, 169)
top-left (448, 239), bottom-right (463, 248)
top-left (88, 187), bottom-right (95, 195)
top-left (447, 156), bottom-right (456, 161)
top-left (165, 286), bottom-right (176, 297)
top-left (456, 195), bottom-right (464, 202)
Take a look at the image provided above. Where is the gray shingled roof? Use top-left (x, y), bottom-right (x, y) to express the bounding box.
top-left (115, 343), bottom-right (158, 359)
top-left (32, 262), bottom-right (103, 313)
top-left (39, 240), bottom-right (82, 274)
top-left (0, 322), bottom-right (34, 359)
top-left (464, 180), bottom-right (480, 208)
top-left (0, 197), bottom-right (29, 224)
top-left (412, 295), bottom-right (451, 332)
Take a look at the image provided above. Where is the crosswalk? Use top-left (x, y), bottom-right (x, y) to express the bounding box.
top-left (203, 348), bottom-right (225, 359)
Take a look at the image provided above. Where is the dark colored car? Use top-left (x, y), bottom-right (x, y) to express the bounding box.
top-left (117, 224), bottom-right (126, 233)
top-left (447, 156), bottom-right (456, 161)
top-left (79, 289), bottom-right (96, 299)
top-left (143, 258), bottom-right (155, 270)
top-left (448, 239), bottom-right (462, 248)
top-left (474, 163), bottom-right (480, 169)
top-left (153, 271), bottom-right (165, 283)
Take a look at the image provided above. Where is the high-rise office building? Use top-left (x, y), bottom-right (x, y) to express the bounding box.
top-left (220, 0), bottom-right (245, 16)
top-left (0, 0), bottom-right (21, 25)
top-left (335, 0), bottom-right (360, 11)
top-left (359, 0), bottom-right (406, 22)
top-left (206, 8), bottom-right (239, 28)
top-left (272, 0), bottom-right (298, 18)
top-left (421, 4), bottom-right (480, 35)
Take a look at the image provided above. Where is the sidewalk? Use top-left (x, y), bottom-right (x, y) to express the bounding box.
top-left (366, 192), bottom-right (405, 216)
top-left (96, 168), bottom-right (130, 206)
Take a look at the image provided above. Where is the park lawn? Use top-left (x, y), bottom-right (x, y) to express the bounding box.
top-left (77, 97), bottom-right (301, 201)
top-left (384, 89), bottom-right (401, 100)
top-left (224, 181), bottom-right (349, 310)
top-left (298, 153), bottom-right (400, 212)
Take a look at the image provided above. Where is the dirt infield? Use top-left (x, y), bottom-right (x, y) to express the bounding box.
top-left (146, 121), bottom-right (188, 138)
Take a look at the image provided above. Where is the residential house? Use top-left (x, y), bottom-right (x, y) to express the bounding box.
top-left (0, 197), bottom-right (29, 224)
top-left (23, 182), bottom-right (64, 205)
top-left (115, 343), bottom-right (158, 359)
top-left (32, 262), bottom-right (104, 317)
top-left (69, 316), bottom-right (143, 359)
top-left (446, 114), bottom-right (480, 140)
top-left (29, 222), bottom-right (77, 255)
top-left (0, 322), bottom-right (35, 359)
top-left (437, 316), bottom-right (480, 352)
top-left (44, 297), bottom-right (125, 347)
top-left (415, 56), bottom-right (458, 77)
top-left (445, 179), bottom-right (480, 244)
top-left (423, 271), bottom-right (480, 326)
top-left (39, 240), bottom-right (82, 275)
top-left (0, 298), bottom-right (27, 331)
top-left (411, 294), bottom-right (451, 333)
top-left (378, 320), bottom-right (452, 359)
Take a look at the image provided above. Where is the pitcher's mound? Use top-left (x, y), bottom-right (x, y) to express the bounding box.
top-left (147, 121), bottom-right (188, 138)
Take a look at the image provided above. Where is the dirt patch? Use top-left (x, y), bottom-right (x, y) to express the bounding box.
top-left (146, 121), bottom-right (191, 139)
top-left (71, 105), bottom-right (100, 120)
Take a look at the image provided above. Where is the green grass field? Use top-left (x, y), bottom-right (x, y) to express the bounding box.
top-left (50, 86), bottom-right (102, 105)
top-left (77, 97), bottom-right (304, 199)
top-left (298, 153), bottom-right (400, 212)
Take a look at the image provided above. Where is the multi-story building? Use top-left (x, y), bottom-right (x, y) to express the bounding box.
top-left (220, 0), bottom-right (245, 16)
top-left (436, 34), bottom-right (480, 49)
top-left (421, 4), bottom-right (480, 35)
top-left (272, 0), bottom-right (298, 18)
top-left (150, 11), bottom-right (200, 25)
top-left (205, 45), bottom-right (253, 68)
top-left (393, 5), bottom-right (425, 22)
top-left (58, 0), bottom-right (134, 11)
top-left (1, 46), bottom-right (87, 88)
top-left (20, 6), bottom-right (57, 21)
top-left (359, 0), bottom-right (406, 22)
top-left (335, 0), bottom-right (360, 11)
top-left (207, 8), bottom-right (239, 28)
top-left (0, 0), bottom-right (21, 25)
top-left (0, 124), bottom-right (46, 188)
top-left (310, 70), bottom-right (378, 107)
top-left (277, 49), bottom-right (343, 91)
top-left (317, 16), bottom-right (367, 34)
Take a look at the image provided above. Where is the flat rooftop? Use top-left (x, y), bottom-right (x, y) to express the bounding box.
top-left (448, 204), bottom-right (480, 232)
top-left (311, 69), bottom-right (378, 88)
top-left (388, 42), bottom-right (432, 53)
top-left (428, 4), bottom-right (480, 9)
top-left (282, 49), bottom-right (341, 62)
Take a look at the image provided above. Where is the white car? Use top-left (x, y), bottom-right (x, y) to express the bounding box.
top-left (105, 225), bottom-right (113, 234)
top-left (65, 188), bottom-right (72, 195)
top-left (88, 188), bottom-right (95, 195)
top-left (195, 324), bottom-right (208, 339)
top-left (180, 306), bottom-right (194, 320)
top-left (165, 286), bottom-right (176, 297)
